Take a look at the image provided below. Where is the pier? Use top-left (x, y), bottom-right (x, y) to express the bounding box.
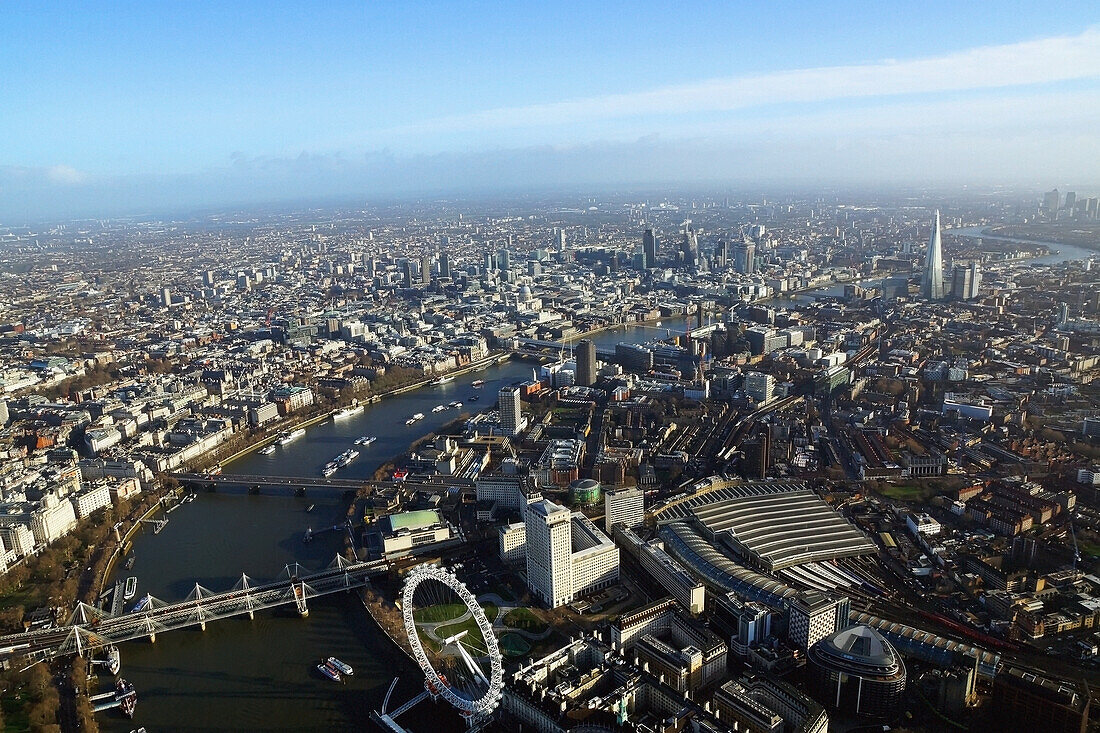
top-left (0, 555), bottom-right (388, 663)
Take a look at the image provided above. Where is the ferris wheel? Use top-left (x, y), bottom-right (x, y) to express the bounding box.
top-left (401, 564), bottom-right (504, 722)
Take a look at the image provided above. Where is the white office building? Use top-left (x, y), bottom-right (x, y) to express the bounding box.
top-left (744, 372), bottom-right (774, 405)
top-left (526, 499), bottom-right (620, 608)
top-left (499, 386), bottom-right (526, 437)
top-left (604, 487), bottom-right (644, 534)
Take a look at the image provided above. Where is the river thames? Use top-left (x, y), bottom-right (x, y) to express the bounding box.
top-left (99, 318), bottom-right (686, 732)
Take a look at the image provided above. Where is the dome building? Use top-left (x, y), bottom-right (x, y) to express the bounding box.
top-left (808, 624), bottom-right (906, 720)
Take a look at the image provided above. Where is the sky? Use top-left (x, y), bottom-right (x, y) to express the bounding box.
top-left (2, 1), bottom-right (1100, 220)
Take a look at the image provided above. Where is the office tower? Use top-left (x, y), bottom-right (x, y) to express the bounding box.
top-left (527, 259), bottom-right (542, 277)
top-left (525, 500), bottom-right (573, 608)
top-left (1065, 191), bottom-right (1077, 212)
top-left (439, 251), bottom-right (451, 279)
top-left (0, 399), bottom-right (8, 426)
top-left (681, 226), bottom-right (700, 267)
top-left (576, 339), bottom-right (597, 386)
top-left (402, 260), bottom-right (414, 288)
top-left (743, 371), bottom-right (773, 404)
top-left (642, 228), bottom-right (657, 269)
top-left (420, 254), bottom-right (432, 284)
top-left (497, 247), bottom-right (511, 271)
top-left (951, 263), bottom-right (979, 300)
top-left (743, 432), bottom-right (770, 479)
top-left (1059, 302), bottom-right (1069, 325)
top-left (604, 487), bottom-right (644, 534)
top-left (558, 229), bottom-right (567, 252)
top-left (483, 251), bottom-right (495, 273)
top-left (732, 241), bottom-right (756, 274)
top-left (787, 592), bottom-right (850, 652)
top-left (1043, 189), bottom-right (1060, 214)
top-left (525, 499), bottom-right (619, 608)
top-left (499, 386), bottom-right (522, 436)
top-left (921, 210), bottom-right (945, 301)
top-left (160, 287), bottom-right (172, 307)
top-left (203, 270), bottom-right (215, 286)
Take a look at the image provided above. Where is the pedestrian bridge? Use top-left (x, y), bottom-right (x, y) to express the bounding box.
top-left (0, 555), bottom-right (388, 662)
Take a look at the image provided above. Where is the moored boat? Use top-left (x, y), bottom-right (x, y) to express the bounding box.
top-left (123, 576), bottom-right (137, 601)
top-left (317, 661), bottom-right (342, 682)
top-left (326, 656), bottom-right (353, 676)
top-left (277, 427), bottom-right (306, 445)
top-left (259, 444), bottom-right (276, 455)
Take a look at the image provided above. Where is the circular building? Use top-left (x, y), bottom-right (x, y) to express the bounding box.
top-left (568, 478), bottom-right (602, 505)
top-left (808, 624), bottom-right (906, 720)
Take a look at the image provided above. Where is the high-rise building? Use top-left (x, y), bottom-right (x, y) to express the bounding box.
top-left (439, 251), bottom-right (451, 279)
top-left (483, 251), bottom-right (495, 273)
top-left (557, 229), bottom-right (567, 252)
top-left (526, 499), bottom-right (619, 608)
top-left (525, 500), bottom-right (574, 608)
top-left (921, 210), bottom-right (945, 301)
top-left (1064, 191), bottom-right (1077, 212)
top-left (576, 339), bottom-right (597, 386)
top-left (161, 287), bottom-right (172, 308)
top-left (732, 241), bottom-right (756, 273)
top-left (402, 260), bottom-right (414, 288)
top-left (788, 591), bottom-right (850, 652)
top-left (604, 487), bottom-right (644, 534)
top-left (642, 228), bottom-right (657, 269)
top-left (991, 666), bottom-right (1090, 733)
top-left (951, 262), bottom-right (980, 300)
top-left (1044, 189), bottom-right (1061, 214)
top-left (681, 227), bottom-right (700, 267)
top-left (499, 386), bottom-right (523, 436)
top-left (497, 247), bottom-right (511, 271)
top-left (743, 371), bottom-right (774, 404)
top-left (420, 254), bottom-right (432, 285)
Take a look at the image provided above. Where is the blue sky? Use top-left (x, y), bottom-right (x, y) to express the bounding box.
top-left (2, 2), bottom-right (1099, 218)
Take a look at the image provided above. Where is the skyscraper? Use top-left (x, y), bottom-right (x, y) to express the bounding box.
top-left (604, 487), bottom-right (644, 534)
top-left (681, 226), bottom-right (700, 267)
top-left (732, 241), bottom-right (755, 274)
top-left (951, 262), bottom-right (980, 300)
top-left (526, 500), bottom-right (574, 608)
top-left (576, 339), bottom-right (597, 386)
top-left (921, 210), bottom-right (945, 301)
top-left (499, 386), bottom-right (523, 436)
top-left (439, 251), bottom-right (451, 279)
top-left (420, 254), bottom-right (432, 285)
top-left (642, 228), bottom-right (658, 269)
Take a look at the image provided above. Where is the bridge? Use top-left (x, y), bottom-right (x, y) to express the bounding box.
top-left (172, 472), bottom-right (371, 493)
top-left (0, 555), bottom-right (388, 663)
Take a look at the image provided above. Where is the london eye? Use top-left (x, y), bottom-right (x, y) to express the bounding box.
top-left (400, 564), bottom-right (504, 721)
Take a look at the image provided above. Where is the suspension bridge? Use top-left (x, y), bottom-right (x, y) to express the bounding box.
top-left (0, 555), bottom-right (387, 663)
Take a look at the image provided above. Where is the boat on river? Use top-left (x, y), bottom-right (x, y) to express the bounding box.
top-left (471, 379), bottom-right (485, 387)
top-left (259, 444), bottom-right (276, 455)
top-left (432, 375), bottom-right (454, 385)
top-left (116, 678), bottom-right (137, 717)
top-left (326, 657), bottom-right (353, 676)
top-left (123, 577), bottom-right (137, 601)
top-left (333, 404), bottom-right (364, 420)
top-left (317, 661), bottom-right (342, 682)
top-left (277, 428), bottom-right (306, 445)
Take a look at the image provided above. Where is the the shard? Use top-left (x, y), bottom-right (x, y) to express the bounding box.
top-left (921, 210), bottom-right (945, 300)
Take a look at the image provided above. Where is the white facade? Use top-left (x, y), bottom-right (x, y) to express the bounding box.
top-left (0, 523), bottom-right (35, 557)
top-left (30, 495), bottom-right (78, 545)
top-left (71, 483), bottom-right (112, 518)
top-left (906, 512), bottom-right (941, 537)
top-left (604, 487), bottom-right (644, 533)
top-left (499, 521), bottom-right (526, 564)
top-left (525, 499), bottom-right (620, 608)
top-left (526, 499), bottom-right (574, 608)
top-left (744, 372), bottom-right (774, 404)
top-left (499, 386), bottom-right (524, 436)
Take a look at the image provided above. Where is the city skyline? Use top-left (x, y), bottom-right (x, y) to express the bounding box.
top-left (2, 3), bottom-right (1100, 219)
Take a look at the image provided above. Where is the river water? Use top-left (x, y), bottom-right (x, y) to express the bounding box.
top-left (99, 318), bottom-right (686, 732)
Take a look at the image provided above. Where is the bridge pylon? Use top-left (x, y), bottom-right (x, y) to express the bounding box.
top-left (293, 581), bottom-right (309, 617)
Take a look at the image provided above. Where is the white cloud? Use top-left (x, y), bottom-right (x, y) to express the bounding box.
top-left (363, 27), bottom-right (1100, 143)
top-left (45, 165), bottom-right (87, 185)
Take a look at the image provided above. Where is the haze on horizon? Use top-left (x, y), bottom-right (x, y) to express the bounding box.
top-left (3, 1), bottom-right (1100, 221)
